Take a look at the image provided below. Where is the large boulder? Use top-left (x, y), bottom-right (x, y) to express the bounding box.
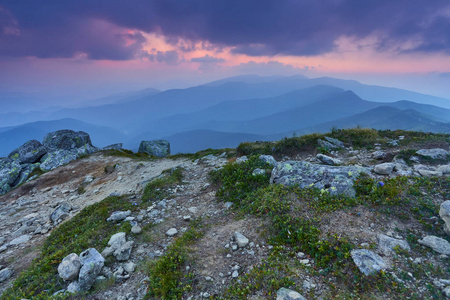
top-left (40, 150), bottom-right (78, 172)
top-left (8, 139), bottom-right (47, 164)
top-left (271, 161), bottom-right (369, 197)
top-left (15, 163), bottom-right (40, 186)
top-left (138, 140), bottom-right (170, 157)
top-left (43, 130), bottom-right (93, 151)
top-left (0, 158), bottom-right (21, 195)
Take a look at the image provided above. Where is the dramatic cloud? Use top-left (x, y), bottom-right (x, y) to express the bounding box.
top-left (0, 0), bottom-right (449, 60)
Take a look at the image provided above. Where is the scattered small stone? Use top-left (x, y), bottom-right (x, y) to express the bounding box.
top-left (252, 168), bottom-right (266, 176)
top-left (224, 202), bottom-right (234, 209)
top-left (131, 225), bottom-right (142, 234)
top-left (114, 241), bottom-right (134, 261)
top-left (231, 270), bottom-right (239, 278)
top-left (317, 154), bottom-right (341, 166)
top-left (234, 232), bottom-right (249, 248)
top-left (259, 155), bottom-right (277, 166)
top-left (183, 215), bottom-right (191, 221)
top-left (188, 207), bottom-right (198, 214)
top-left (166, 228), bottom-right (178, 237)
top-left (276, 287), bottom-right (307, 300)
top-left (351, 249), bottom-right (386, 276)
top-left (124, 262), bottom-right (136, 273)
top-left (58, 253), bottom-right (81, 281)
top-left (236, 156), bottom-right (248, 164)
top-left (106, 210), bottom-right (131, 222)
top-left (374, 163), bottom-right (395, 175)
top-left (50, 202), bottom-right (71, 223)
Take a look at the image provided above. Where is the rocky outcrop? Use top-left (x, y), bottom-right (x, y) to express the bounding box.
top-left (8, 139), bottom-right (47, 164)
top-left (271, 161), bottom-right (369, 197)
top-left (0, 130), bottom-right (103, 196)
top-left (43, 130), bottom-right (93, 151)
top-left (138, 140), bottom-right (170, 157)
top-left (0, 158), bottom-right (21, 195)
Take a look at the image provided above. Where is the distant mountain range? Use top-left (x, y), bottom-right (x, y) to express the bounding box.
top-left (1, 75), bottom-right (449, 156)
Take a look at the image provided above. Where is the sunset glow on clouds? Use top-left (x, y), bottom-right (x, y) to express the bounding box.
top-left (0, 0), bottom-right (449, 100)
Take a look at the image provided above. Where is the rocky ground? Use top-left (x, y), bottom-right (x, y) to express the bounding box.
top-left (0, 130), bottom-right (449, 299)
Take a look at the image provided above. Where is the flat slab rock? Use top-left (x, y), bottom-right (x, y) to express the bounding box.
top-left (416, 148), bottom-right (449, 159)
top-left (351, 249), bottom-right (386, 276)
top-left (418, 236), bottom-right (450, 255)
top-left (378, 234), bottom-right (410, 254)
top-left (271, 161), bottom-right (370, 197)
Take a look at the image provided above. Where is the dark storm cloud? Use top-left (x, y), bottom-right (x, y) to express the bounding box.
top-left (0, 0), bottom-right (449, 60)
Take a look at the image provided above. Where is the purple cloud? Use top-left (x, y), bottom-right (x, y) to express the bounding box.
top-left (191, 55), bottom-right (225, 63)
top-left (0, 0), bottom-right (449, 60)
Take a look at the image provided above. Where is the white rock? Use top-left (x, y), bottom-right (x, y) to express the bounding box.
top-left (108, 232), bottom-right (126, 250)
top-left (58, 253), bottom-right (81, 281)
top-left (113, 241), bottom-right (134, 261)
top-left (166, 228), bottom-right (178, 237)
top-left (234, 232), bottom-right (249, 248)
top-left (374, 163), bottom-right (395, 175)
top-left (418, 236), bottom-right (450, 255)
top-left (124, 262), bottom-right (136, 273)
top-left (439, 200), bottom-right (450, 236)
top-left (131, 225), bottom-right (142, 234)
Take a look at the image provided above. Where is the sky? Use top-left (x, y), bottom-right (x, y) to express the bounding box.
top-left (0, 0), bottom-right (450, 105)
